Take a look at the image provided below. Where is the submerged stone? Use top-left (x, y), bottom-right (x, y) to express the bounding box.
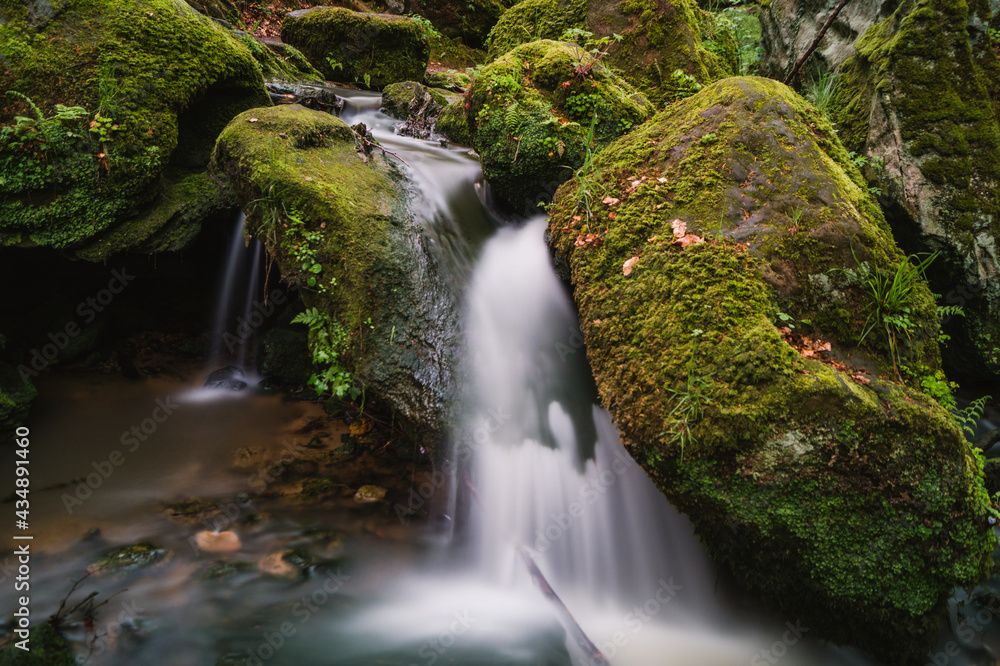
top-left (87, 542), bottom-right (169, 576)
top-left (548, 76), bottom-right (993, 662)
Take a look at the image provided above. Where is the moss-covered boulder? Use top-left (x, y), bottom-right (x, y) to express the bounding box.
top-left (436, 99), bottom-right (473, 145)
top-left (548, 76), bottom-right (994, 663)
top-left (831, 0), bottom-right (1000, 381)
top-left (240, 36), bottom-right (325, 83)
top-left (403, 0), bottom-right (509, 48)
top-left (281, 7), bottom-right (430, 89)
top-left (211, 105), bottom-right (459, 445)
top-left (486, 0), bottom-right (724, 104)
top-left (467, 39), bottom-right (650, 214)
top-left (381, 81), bottom-right (458, 138)
top-left (0, 0), bottom-right (271, 259)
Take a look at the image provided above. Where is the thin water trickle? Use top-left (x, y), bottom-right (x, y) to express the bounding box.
top-left (208, 211), bottom-right (266, 368)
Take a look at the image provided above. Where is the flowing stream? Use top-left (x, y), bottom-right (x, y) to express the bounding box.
top-left (3, 87), bottom-right (995, 665)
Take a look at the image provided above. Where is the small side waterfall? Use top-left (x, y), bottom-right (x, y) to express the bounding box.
top-left (208, 211), bottom-right (266, 368)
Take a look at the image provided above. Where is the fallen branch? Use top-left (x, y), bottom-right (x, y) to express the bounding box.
top-left (783, 0), bottom-right (851, 85)
top-left (517, 545), bottom-right (609, 664)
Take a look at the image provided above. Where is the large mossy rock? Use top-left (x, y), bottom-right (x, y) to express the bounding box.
top-left (0, 0), bottom-right (271, 260)
top-left (486, 0), bottom-right (724, 104)
top-left (547, 76), bottom-right (994, 663)
top-left (211, 105), bottom-right (458, 444)
top-left (467, 39), bottom-right (650, 215)
top-left (281, 7), bottom-right (430, 89)
top-left (759, 0), bottom-right (894, 81)
top-left (402, 0), bottom-right (510, 49)
top-left (831, 0), bottom-right (1000, 380)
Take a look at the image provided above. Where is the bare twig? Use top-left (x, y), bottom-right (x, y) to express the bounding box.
top-left (783, 0), bottom-right (851, 85)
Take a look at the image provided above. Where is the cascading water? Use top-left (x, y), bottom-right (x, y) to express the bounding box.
top-left (208, 211), bottom-right (266, 367)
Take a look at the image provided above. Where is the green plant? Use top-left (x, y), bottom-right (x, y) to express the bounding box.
top-left (705, 7), bottom-right (762, 76)
top-left (559, 28), bottom-right (621, 79)
top-left (854, 249), bottom-right (938, 378)
top-left (955, 395), bottom-right (991, 438)
top-left (565, 114), bottom-right (605, 222)
top-left (659, 330), bottom-right (715, 460)
top-left (805, 69), bottom-right (838, 114)
top-left (0, 91), bottom-right (91, 191)
top-left (408, 14), bottom-right (442, 40)
top-left (670, 70), bottom-right (702, 101)
top-left (363, 73), bottom-right (372, 89)
top-left (326, 56), bottom-right (344, 73)
top-left (776, 311), bottom-right (795, 329)
top-left (291, 307), bottom-right (355, 399)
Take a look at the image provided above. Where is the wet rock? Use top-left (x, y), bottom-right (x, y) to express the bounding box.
top-left (87, 543), bottom-right (169, 576)
top-left (354, 484), bottom-right (388, 503)
top-left (258, 327), bottom-right (312, 388)
top-left (265, 80), bottom-right (344, 114)
top-left (229, 446), bottom-right (266, 472)
top-left (547, 76), bottom-right (993, 663)
top-left (205, 365), bottom-right (248, 390)
top-left (198, 559), bottom-right (257, 580)
top-left (326, 435), bottom-right (363, 463)
top-left (212, 105), bottom-right (461, 451)
top-left (282, 7), bottom-right (430, 89)
top-left (380, 81), bottom-right (459, 139)
top-left (300, 478), bottom-right (349, 499)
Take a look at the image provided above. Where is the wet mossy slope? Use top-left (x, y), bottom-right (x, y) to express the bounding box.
top-left (548, 76), bottom-right (994, 663)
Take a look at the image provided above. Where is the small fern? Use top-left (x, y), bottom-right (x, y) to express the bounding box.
top-left (955, 395), bottom-right (991, 438)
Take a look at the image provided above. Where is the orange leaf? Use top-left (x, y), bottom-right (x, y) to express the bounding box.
top-left (603, 196), bottom-right (620, 205)
top-left (671, 219), bottom-right (687, 237)
top-left (623, 256), bottom-right (640, 276)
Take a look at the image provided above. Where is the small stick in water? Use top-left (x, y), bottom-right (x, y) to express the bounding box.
top-left (516, 545), bottom-right (610, 665)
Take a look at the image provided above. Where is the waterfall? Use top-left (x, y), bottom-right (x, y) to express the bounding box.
top-left (208, 211), bottom-right (266, 368)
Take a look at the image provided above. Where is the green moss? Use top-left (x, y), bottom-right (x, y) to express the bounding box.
top-left (547, 76), bottom-right (993, 663)
top-left (486, 0), bottom-right (724, 104)
top-left (74, 170), bottom-right (235, 261)
top-left (469, 39), bottom-right (650, 213)
top-left (0, 623), bottom-right (74, 666)
top-left (242, 37), bottom-right (324, 82)
top-left (436, 99), bottom-right (473, 144)
top-left (281, 8), bottom-right (430, 89)
top-left (87, 542), bottom-right (168, 576)
top-left (413, 0), bottom-right (508, 49)
top-left (0, 0), bottom-right (270, 252)
top-left (211, 104), bottom-right (404, 362)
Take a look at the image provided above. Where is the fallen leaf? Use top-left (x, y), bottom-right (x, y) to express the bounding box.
top-left (603, 196), bottom-right (620, 206)
top-left (249, 118), bottom-right (259, 123)
top-left (608, 212), bottom-right (617, 219)
top-left (673, 234), bottom-right (704, 247)
top-left (623, 256), bottom-right (640, 276)
top-left (671, 219), bottom-right (687, 237)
